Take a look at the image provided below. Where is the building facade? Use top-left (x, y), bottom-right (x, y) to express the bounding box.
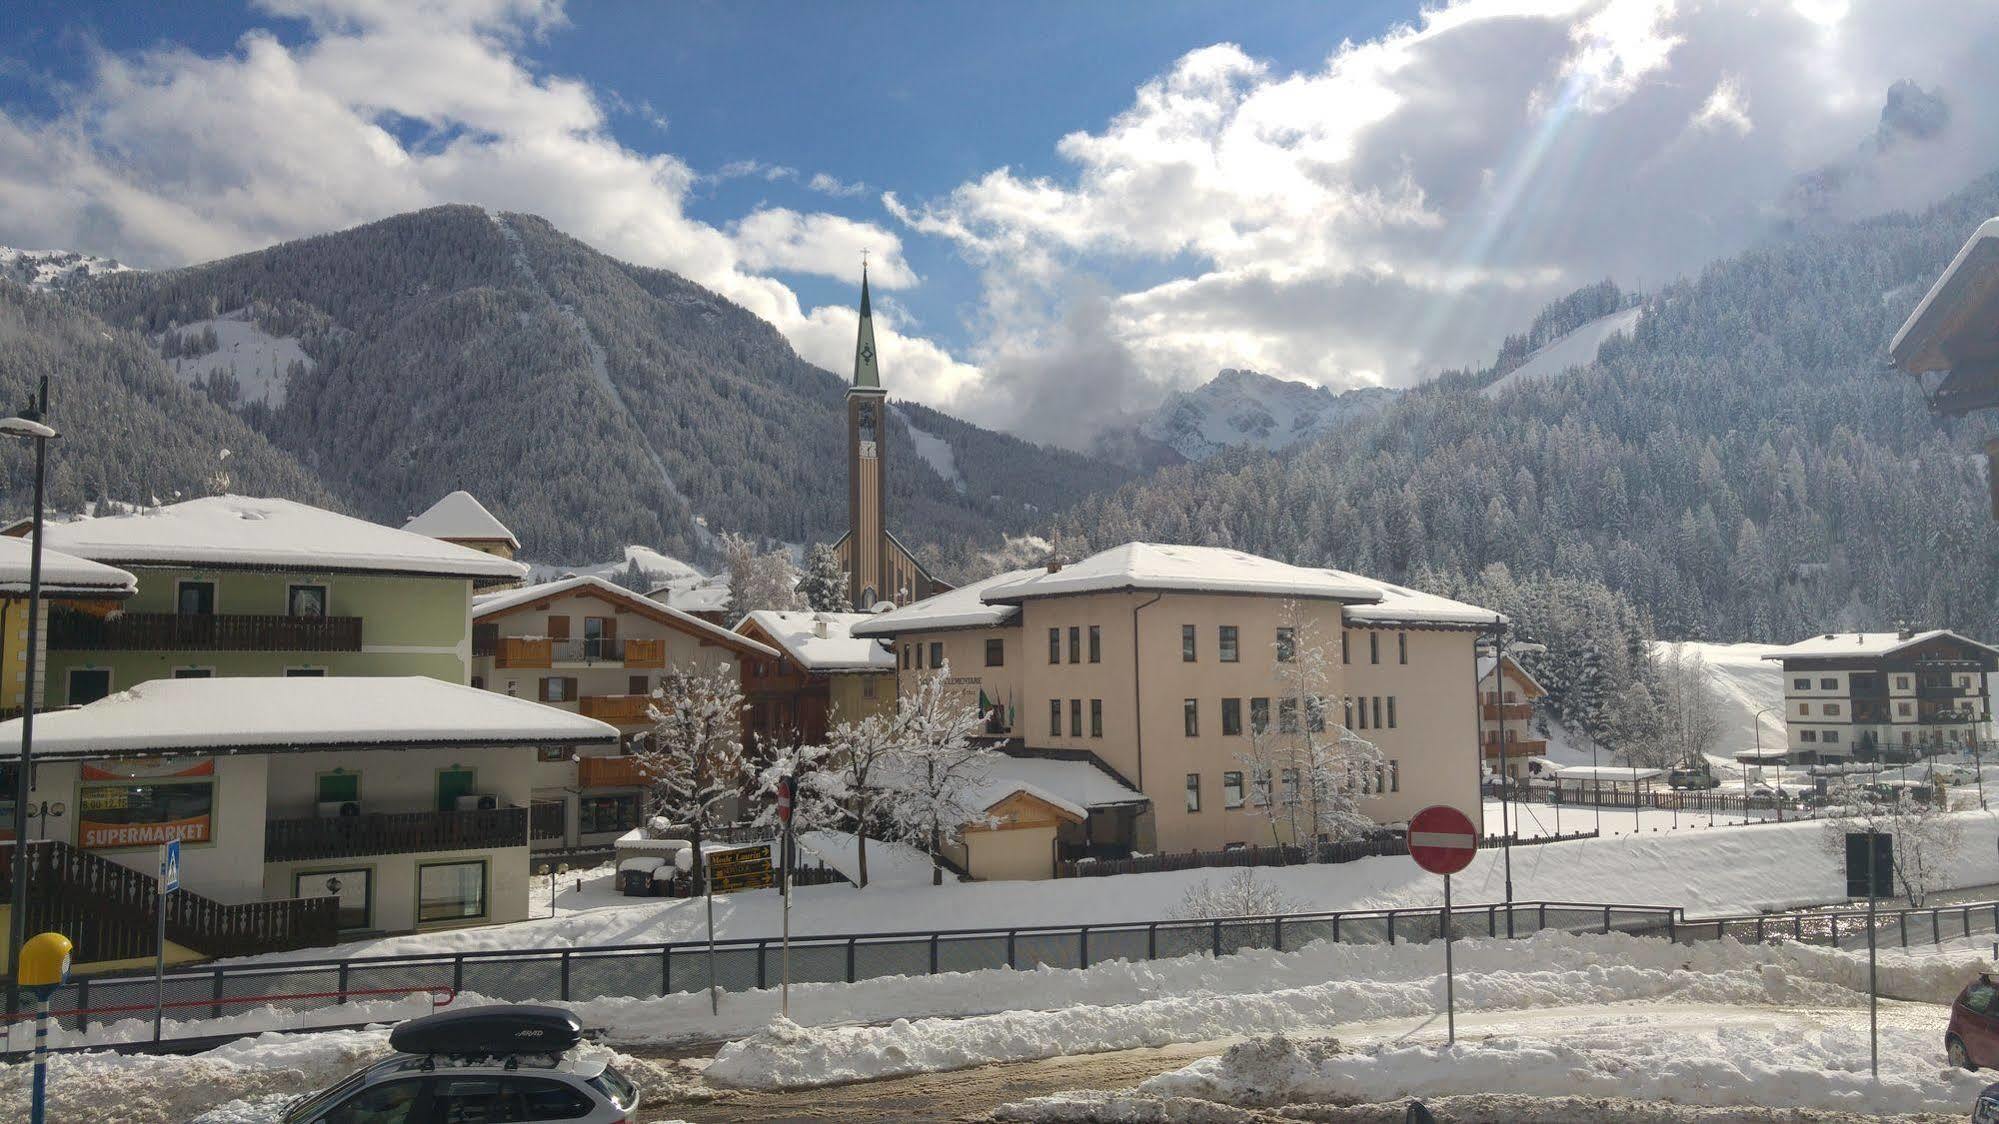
top-left (734, 610), bottom-right (897, 749)
top-left (470, 575), bottom-right (778, 850)
top-left (402, 490), bottom-right (521, 561)
top-left (0, 536), bottom-right (135, 720)
top-left (24, 495), bottom-right (525, 706)
top-left (1764, 629), bottom-right (1997, 762)
top-left (1478, 654), bottom-right (1548, 780)
top-left (854, 543), bottom-right (1494, 858)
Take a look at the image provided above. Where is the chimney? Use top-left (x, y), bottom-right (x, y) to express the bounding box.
top-left (1897, 620), bottom-right (1914, 641)
top-left (813, 615), bottom-right (829, 639)
top-left (1047, 558), bottom-right (1062, 573)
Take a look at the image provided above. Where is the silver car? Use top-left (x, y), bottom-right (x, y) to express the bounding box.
top-left (280, 1051), bottom-right (638, 1123)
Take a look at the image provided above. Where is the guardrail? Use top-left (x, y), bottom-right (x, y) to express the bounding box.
top-left (32, 900), bottom-right (1672, 1039)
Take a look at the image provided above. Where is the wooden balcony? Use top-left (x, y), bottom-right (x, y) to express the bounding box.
top-left (578, 754), bottom-right (649, 788)
top-left (578, 694), bottom-right (653, 725)
top-left (624, 637), bottom-right (664, 668)
top-left (48, 609), bottom-right (362, 653)
top-left (265, 806), bottom-right (527, 862)
top-left (1482, 737), bottom-right (1547, 760)
top-left (1482, 701), bottom-right (1534, 721)
top-left (495, 636), bottom-right (552, 669)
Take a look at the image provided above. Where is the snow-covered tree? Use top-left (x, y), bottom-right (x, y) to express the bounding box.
top-left (634, 662), bottom-right (747, 892)
top-left (1653, 645), bottom-right (1724, 769)
top-left (881, 663), bottom-right (999, 885)
top-left (720, 532), bottom-right (800, 613)
top-left (749, 738), bottom-right (847, 837)
top-left (1170, 869), bottom-right (1305, 919)
top-left (824, 712), bottom-right (899, 888)
top-left (1818, 783), bottom-right (1962, 907)
top-left (796, 542), bottom-right (848, 612)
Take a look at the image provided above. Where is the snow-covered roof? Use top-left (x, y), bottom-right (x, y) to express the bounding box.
top-left (737, 610), bottom-right (893, 672)
top-left (403, 490), bottom-right (519, 549)
top-left (849, 568), bottom-right (1037, 636)
top-left (970, 754), bottom-right (1148, 819)
top-left (39, 496), bottom-right (528, 584)
top-left (1760, 629), bottom-right (1999, 661)
top-left (474, 575), bottom-right (777, 658)
top-left (1546, 765), bottom-right (1665, 782)
top-left (982, 544), bottom-right (1381, 603)
top-left (0, 676), bottom-right (618, 758)
top-left (0, 535), bottom-right (136, 598)
top-left (1476, 654), bottom-right (1546, 695)
top-left (1341, 574), bottom-right (1502, 628)
top-left (1891, 216), bottom-right (1999, 373)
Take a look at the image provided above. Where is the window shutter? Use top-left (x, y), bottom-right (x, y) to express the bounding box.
top-left (600, 616), bottom-right (618, 641)
top-left (538, 677), bottom-right (552, 702)
top-left (565, 677), bottom-right (579, 700)
top-left (547, 615), bottom-right (570, 640)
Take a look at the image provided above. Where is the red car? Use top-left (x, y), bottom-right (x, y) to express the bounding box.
top-left (1948, 974), bottom-right (1999, 1069)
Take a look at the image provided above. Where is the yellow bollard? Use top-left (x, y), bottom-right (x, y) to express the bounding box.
top-left (19, 932), bottom-right (71, 1124)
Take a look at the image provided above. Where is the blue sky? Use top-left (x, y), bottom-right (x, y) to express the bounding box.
top-left (0, 1), bottom-right (1993, 446)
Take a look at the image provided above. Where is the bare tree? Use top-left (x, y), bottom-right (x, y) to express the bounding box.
top-left (881, 663), bottom-right (999, 886)
top-left (720, 531), bottom-right (800, 613)
top-left (634, 662), bottom-right (747, 892)
top-left (1818, 781), bottom-right (1962, 907)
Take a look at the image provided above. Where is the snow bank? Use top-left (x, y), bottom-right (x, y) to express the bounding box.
top-left (795, 829), bottom-right (936, 888)
top-left (1142, 1021), bottom-right (1985, 1116)
top-left (698, 929), bottom-right (1988, 1090)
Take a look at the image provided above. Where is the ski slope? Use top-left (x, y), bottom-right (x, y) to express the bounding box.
top-left (1481, 305), bottom-right (1643, 398)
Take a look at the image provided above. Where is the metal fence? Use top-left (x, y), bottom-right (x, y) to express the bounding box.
top-left (33, 900), bottom-right (1672, 1041)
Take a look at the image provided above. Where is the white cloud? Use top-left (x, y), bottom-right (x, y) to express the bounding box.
top-left (0, 0), bottom-right (975, 406)
top-left (899, 0), bottom-right (1999, 445)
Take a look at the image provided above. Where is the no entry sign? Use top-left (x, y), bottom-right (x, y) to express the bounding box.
top-left (1407, 805), bottom-right (1478, 875)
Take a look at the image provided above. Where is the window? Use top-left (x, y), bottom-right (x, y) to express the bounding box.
top-left (1355, 695), bottom-right (1368, 730)
top-left (1223, 771), bottom-right (1245, 808)
top-left (1390, 760), bottom-right (1400, 792)
top-left (1276, 627), bottom-right (1296, 663)
top-left (171, 667), bottom-right (212, 679)
top-left (320, 1077), bottom-right (424, 1122)
top-left (1903, 730), bottom-right (1914, 746)
top-left (901, 645), bottom-right (910, 670)
top-left (1898, 701), bottom-right (1913, 717)
top-left (287, 584), bottom-right (327, 618)
top-left (1969, 983), bottom-right (1999, 1015)
top-left (1369, 632), bottom-right (1380, 664)
top-left (67, 667), bottom-right (111, 706)
top-left (986, 638), bottom-right (1005, 667)
top-left (540, 676), bottom-right (576, 703)
top-left (505, 679), bottom-right (518, 697)
top-left (1070, 698), bottom-right (1083, 737)
top-left (286, 667), bottom-right (325, 677)
top-left (1050, 699), bottom-right (1062, 737)
top-left (1375, 764), bottom-right (1386, 793)
top-left (1822, 730), bottom-right (1840, 743)
top-left (1386, 697), bottom-right (1397, 729)
top-left (1308, 696), bottom-right (1327, 733)
top-left (431, 1076), bottom-right (593, 1121)
top-left (1341, 631), bottom-right (1350, 664)
top-left (1797, 702), bottom-right (1809, 716)
top-left (1822, 703), bottom-right (1841, 716)
top-left (1183, 698), bottom-right (1199, 736)
top-left (295, 869), bottom-right (370, 932)
top-left (1219, 626), bottom-right (1239, 662)
top-left (1090, 699), bottom-right (1103, 738)
top-left (1345, 697), bottom-right (1356, 727)
top-left (1398, 632), bottom-right (1408, 665)
top-left (538, 745), bottom-right (569, 763)
top-left (627, 674), bottom-right (650, 697)
top-left (417, 860), bottom-right (488, 924)
top-left (1186, 773), bottom-right (1202, 813)
top-left (1896, 676), bottom-right (1911, 690)
top-left (1068, 627), bottom-right (1081, 664)
top-left (78, 777), bottom-right (214, 848)
top-left (1182, 624), bottom-right (1197, 662)
top-left (1221, 697), bottom-right (1242, 736)
top-left (316, 771), bottom-right (359, 803)
top-left (1089, 625), bottom-right (1102, 663)
top-left (1279, 697), bottom-right (1300, 734)
top-left (1820, 678), bottom-right (1837, 690)
top-left (1049, 628), bottom-right (1061, 663)
top-left (470, 675), bottom-right (485, 691)
top-left (1793, 677), bottom-right (1810, 690)
top-left (915, 643), bottom-right (926, 670)
top-left (1250, 697), bottom-right (1270, 734)
top-left (1372, 697), bottom-right (1383, 729)
top-left (862, 676), bottom-right (878, 700)
top-left (1250, 766), bottom-right (1272, 806)
top-left (929, 641), bottom-right (944, 669)
top-left (579, 794), bottom-right (640, 835)
top-left (1851, 675), bottom-right (1875, 690)
top-left (176, 580), bottom-right (215, 615)
top-left (1280, 768), bottom-right (1300, 805)
top-left (1800, 729), bottom-right (1818, 743)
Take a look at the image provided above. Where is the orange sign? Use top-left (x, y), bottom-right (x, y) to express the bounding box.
top-left (79, 816), bottom-right (211, 849)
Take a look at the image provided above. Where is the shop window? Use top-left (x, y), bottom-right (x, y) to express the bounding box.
top-left (417, 860), bottom-right (488, 925)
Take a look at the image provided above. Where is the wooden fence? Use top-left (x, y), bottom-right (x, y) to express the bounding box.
top-left (1058, 828), bottom-right (1597, 878)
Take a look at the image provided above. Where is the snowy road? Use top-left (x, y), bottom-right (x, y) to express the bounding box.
top-left (653, 1000), bottom-right (1954, 1122)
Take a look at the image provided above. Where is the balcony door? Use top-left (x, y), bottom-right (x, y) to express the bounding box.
top-left (584, 616), bottom-right (617, 660)
top-left (176, 580), bottom-right (215, 615)
top-left (436, 767), bottom-right (477, 811)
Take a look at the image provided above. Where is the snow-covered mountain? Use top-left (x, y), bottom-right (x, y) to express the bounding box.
top-left (1480, 305), bottom-right (1644, 399)
top-left (1132, 369), bottom-right (1398, 463)
top-left (0, 246), bottom-right (132, 289)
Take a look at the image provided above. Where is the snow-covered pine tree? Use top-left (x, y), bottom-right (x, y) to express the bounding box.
top-left (797, 542), bottom-right (848, 612)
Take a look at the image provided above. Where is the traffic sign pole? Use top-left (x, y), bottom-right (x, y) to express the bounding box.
top-left (1443, 872), bottom-right (1455, 1045)
top-left (705, 849), bottom-right (718, 1017)
top-left (778, 775), bottom-right (795, 1018)
top-left (1406, 805), bottom-right (1477, 1049)
top-left (153, 838), bottom-right (180, 1043)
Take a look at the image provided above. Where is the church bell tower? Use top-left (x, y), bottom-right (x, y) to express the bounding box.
top-left (847, 265), bottom-right (888, 610)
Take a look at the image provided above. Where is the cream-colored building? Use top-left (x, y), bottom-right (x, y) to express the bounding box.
top-left (470, 575), bottom-right (778, 851)
top-left (853, 543), bottom-right (1496, 860)
top-left (0, 676), bottom-right (616, 954)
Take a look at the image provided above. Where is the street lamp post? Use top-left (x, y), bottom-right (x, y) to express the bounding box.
top-left (4, 378), bottom-right (55, 1024)
top-left (1753, 704), bottom-right (1782, 823)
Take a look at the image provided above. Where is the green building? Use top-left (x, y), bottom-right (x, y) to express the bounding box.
top-left (29, 495), bottom-right (526, 705)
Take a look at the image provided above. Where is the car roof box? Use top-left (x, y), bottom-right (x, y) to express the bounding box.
top-left (389, 1004), bottom-right (583, 1057)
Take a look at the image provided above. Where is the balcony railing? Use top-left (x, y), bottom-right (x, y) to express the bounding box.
top-left (1482, 701), bottom-right (1534, 721)
top-left (551, 637), bottom-right (629, 664)
top-left (1483, 736), bottom-right (1547, 759)
top-left (49, 609), bottom-right (362, 653)
top-left (624, 637), bottom-right (664, 668)
top-left (265, 806), bottom-right (528, 863)
top-left (578, 694), bottom-right (653, 725)
top-left (494, 636), bottom-right (552, 669)
top-left (578, 754), bottom-right (649, 788)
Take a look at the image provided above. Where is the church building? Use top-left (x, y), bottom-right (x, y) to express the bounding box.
top-left (832, 267), bottom-right (952, 611)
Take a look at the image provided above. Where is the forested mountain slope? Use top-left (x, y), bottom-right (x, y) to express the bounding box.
top-left (1053, 172), bottom-right (1999, 645)
top-left (0, 285), bottom-right (332, 513)
top-left (73, 206), bottom-right (1126, 563)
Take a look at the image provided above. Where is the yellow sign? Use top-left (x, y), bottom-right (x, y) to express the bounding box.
top-left (708, 844), bottom-right (775, 892)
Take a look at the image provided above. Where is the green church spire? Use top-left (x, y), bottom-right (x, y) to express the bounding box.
top-left (852, 262), bottom-right (881, 390)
